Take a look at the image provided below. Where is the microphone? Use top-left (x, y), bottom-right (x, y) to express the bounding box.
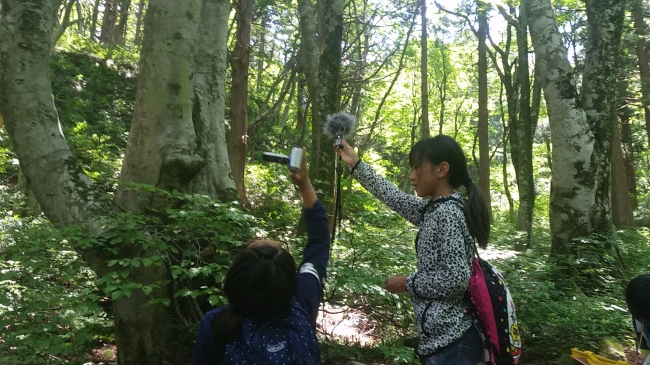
top-left (262, 147), bottom-right (302, 171)
top-left (323, 112), bottom-right (356, 148)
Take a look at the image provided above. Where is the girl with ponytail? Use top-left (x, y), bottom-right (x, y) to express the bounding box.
top-left (337, 135), bottom-right (490, 365)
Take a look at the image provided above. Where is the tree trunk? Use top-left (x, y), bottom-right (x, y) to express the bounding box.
top-left (514, 6), bottom-right (536, 250)
top-left (113, 0), bottom-right (205, 362)
top-left (51, 0), bottom-right (76, 51)
top-left (16, 169), bottom-right (42, 217)
top-left (228, 0), bottom-right (253, 207)
top-left (115, 0), bottom-right (204, 213)
top-left (114, 0), bottom-right (131, 45)
top-left (310, 0), bottom-right (343, 215)
top-left (619, 105), bottom-right (638, 209)
top-left (349, 0), bottom-right (369, 123)
top-left (611, 108), bottom-right (634, 228)
top-left (134, 0), bottom-right (145, 46)
top-left (0, 0), bottom-right (107, 230)
top-left (190, 0), bottom-right (237, 201)
top-left (75, 0), bottom-right (83, 34)
top-left (99, 0), bottom-right (118, 44)
top-left (437, 39), bottom-right (447, 136)
top-left (297, 0), bottom-right (320, 133)
top-left (296, 74), bottom-right (308, 146)
top-left (90, 0), bottom-right (101, 41)
top-left (477, 1), bottom-right (492, 219)
top-left (631, 0), bottom-right (650, 148)
top-left (580, 0), bottom-right (626, 234)
top-left (524, 0), bottom-right (625, 256)
top-left (421, 0), bottom-right (429, 138)
top-left (499, 88), bottom-right (514, 218)
top-left (257, 12), bottom-right (266, 92)
top-left (1, 0), bottom-right (234, 363)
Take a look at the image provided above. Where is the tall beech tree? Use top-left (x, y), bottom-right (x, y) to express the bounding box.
top-left (631, 0), bottom-right (650, 147)
top-left (488, 5), bottom-right (541, 250)
top-left (297, 0), bottom-right (344, 222)
top-left (477, 1), bottom-right (492, 219)
top-left (421, 0), bottom-right (429, 138)
top-left (524, 0), bottom-right (626, 256)
top-left (228, 0), bottom-right (254, 206)
top-left (0, 0), bottom-right (236, 363)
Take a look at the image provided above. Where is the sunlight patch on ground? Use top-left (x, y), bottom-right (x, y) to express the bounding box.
top-left (477, 246), bottom-right (519, 261)
top-left (317, 303), bottom-right (378, 346)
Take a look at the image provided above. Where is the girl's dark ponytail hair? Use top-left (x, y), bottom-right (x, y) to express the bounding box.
top-left (211, 243), bottom-right (298, 351)
top-left (409, 135), bottom-right (491, 248)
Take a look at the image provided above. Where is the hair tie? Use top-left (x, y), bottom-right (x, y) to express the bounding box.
top-left (253, 248), bottom-right (274, 260)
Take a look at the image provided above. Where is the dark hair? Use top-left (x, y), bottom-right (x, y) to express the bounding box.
top-left (626, 274), bottom-right (650, 322)
top-left (211, 242), bottom-right (298, 351)
top-left (409, 135), bottom-right (490, 248)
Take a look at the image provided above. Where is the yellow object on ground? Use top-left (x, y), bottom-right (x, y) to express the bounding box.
top-left (571, 348), bottom-right (628, 365)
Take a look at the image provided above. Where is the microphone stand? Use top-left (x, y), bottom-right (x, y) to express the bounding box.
top-left (332, 143), bottom-right (344, 245)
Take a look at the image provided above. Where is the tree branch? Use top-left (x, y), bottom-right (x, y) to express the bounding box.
top-left (51, 0), bottom-right (77, 51)
top-left (496, 5), bottom-right (520, 31)
top-left (434, 1), bottom-right (478, 36)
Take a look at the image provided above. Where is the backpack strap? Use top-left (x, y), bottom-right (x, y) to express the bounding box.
top-left (418, 195), bottom-right (478, 260)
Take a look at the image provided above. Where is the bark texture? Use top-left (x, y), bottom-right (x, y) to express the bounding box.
top-left (190, 0), bottom-right (237, 200)
top-left (1, 0), bottom-right (235, 363)
top-left (99, 0), bottom-right (117, 44)
top-left (134, 0), bottom-right (145, 45)
top-left (619, 105), bottom-right (638, 209)
top-left (524, 0), bottom-right (625, 255)
top-left (114, 0), bottom-right (204, 212)
top-left (421, 0), bottom-right (429, 138)
top-left (477, 2), bottom-right (492, 219)
top-left (310, 0), bottom-right (343, 212)
top-left (632, 0), bottom-right (650, 147)
top-left (514, 7), bottom-right (540, 250)
top-left (228, 0), bottom-right (253, 206)
top-left (113, 0), bottom-right (205, 362)
top-left (611, 112), bottom-right (634, 228)
top-left (0, 0), bottom-right (105, 229)
top-left (113, 0), bottom-right (131, 45)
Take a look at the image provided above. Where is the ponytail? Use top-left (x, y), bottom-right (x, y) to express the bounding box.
top-left (212, 307), bottom-right (245, 352)
top-left (464, 180), bottom-right (490, 248)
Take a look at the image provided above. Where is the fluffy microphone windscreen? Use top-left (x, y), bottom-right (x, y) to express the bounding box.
top-left (322, 112), bottom-right (356, 137)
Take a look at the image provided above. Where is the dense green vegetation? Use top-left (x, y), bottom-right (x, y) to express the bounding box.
top-left (0, 48), bottom-right (648, 364)
top-left (2, 0), bottom-right (650, 363)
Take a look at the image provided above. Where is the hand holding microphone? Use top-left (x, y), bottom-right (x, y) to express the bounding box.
top-left (335, 140), bottom-right (360, 168)
top-left (288, 147), bottom-right (311, 191)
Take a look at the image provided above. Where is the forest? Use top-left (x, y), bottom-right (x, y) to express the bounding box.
top-left (0, 0), bottom-right (649, 364)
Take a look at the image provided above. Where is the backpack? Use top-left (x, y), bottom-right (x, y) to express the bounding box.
top-left (422, 196), bottom-right (521, 365)
top-left (222, 300), bottom-right (322, 365)
top-left (467, 252), bottom-right (522, 365)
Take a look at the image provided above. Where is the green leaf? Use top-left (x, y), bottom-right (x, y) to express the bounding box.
top-left (142, 258), bottom-right (154, 267)
top-left (174, 288), bottom-right (191, 297)
top-left (131, 259), bottom-right (141, 268)
top-left (208, 295), bottom-right (220, 306)
top-left (188, 267), bottom-right (200, 278)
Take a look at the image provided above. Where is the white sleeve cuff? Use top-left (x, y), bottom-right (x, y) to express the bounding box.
top-left (299, 262), bottom-right (322, 285)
